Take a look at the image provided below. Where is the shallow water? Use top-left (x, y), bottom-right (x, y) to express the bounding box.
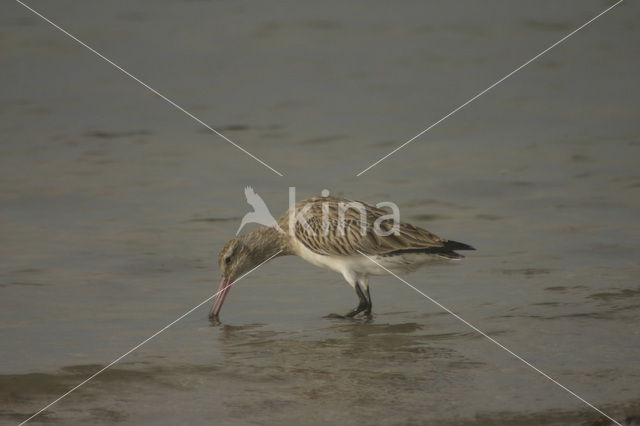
top-left (1, 0), bottom-right (639, 424)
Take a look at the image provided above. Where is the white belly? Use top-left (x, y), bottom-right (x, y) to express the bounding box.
top-left (292, 238), bottom-right (447, 277)
top-left (291, 238), bottom-right (347, 273)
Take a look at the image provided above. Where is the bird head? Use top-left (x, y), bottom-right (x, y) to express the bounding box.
top-left (209, 227), bottom-right (284, 319)
top-left (209, 236), bottom-right (258, 318)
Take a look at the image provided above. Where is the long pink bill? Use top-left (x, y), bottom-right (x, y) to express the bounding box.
top-left (209, 277), bottom-right (233, 318)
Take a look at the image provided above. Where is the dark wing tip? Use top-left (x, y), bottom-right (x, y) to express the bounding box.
top-left (444, 240), bottom-right (476, 251)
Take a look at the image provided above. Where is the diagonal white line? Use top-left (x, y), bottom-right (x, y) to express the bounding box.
top-left (356, 0), bottom-right (624, 176)
top-left (357, 250), bottom-right (621, 426)
top-left (19, 250), bottom-right (282, 425)
top-left (14, 0), bottom-right (284, 177)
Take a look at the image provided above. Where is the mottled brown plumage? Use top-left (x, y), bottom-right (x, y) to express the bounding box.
top-left (279, 196), bottom-right (465, 257)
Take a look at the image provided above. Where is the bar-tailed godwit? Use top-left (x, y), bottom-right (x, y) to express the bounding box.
top-left (210, 195), bottom-right (474, 319)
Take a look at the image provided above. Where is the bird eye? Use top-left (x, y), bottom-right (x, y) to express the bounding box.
top-left (225, 256), bottom-right (231, 264)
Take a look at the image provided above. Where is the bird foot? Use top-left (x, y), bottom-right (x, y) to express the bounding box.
top-left (324, 313), bottom-right (347, 319)
top-left (324, 309), bottom-right (371, 319)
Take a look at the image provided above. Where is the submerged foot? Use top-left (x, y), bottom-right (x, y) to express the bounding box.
top-left (324, 313), bottom-right (349, 319)
top-left (324, 310), bottom-right (372, 319)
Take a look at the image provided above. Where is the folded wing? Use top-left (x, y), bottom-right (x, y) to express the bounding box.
top-left (281, 196), bottom-right (475, 258)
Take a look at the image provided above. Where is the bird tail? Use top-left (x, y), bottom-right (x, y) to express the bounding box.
top-left (435, 240), bottom-right (475, 260)
top-left (443, 240), bottom-right (475, 251)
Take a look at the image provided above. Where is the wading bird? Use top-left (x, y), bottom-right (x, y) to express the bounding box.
top-left (210, 196), bottom-right (474, 319)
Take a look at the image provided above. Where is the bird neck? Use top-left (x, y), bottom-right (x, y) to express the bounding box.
top-left (242, 226), bottom-right (290, 263)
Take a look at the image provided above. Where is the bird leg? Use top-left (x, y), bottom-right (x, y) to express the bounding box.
top-left (324, 281), bottom-right (372, 319)
top-left (364, 286), bottom-right (372, 315)
top-left (345, 282), bottom-right (371, 317)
